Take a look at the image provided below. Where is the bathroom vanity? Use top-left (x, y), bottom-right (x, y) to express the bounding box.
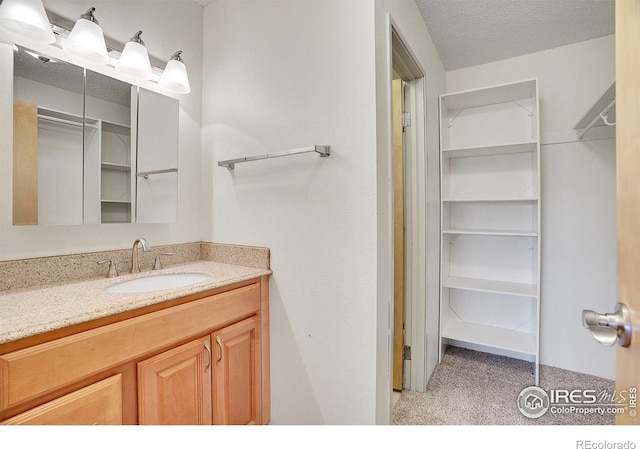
top-left (0, 259), bottom-right (271, 425)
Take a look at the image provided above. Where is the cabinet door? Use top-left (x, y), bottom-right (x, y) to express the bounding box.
top-left (138, 336), bottom-right (212, 425)
top-left (1, 374), bottom-right (122, 425)
top-left (212, 316), bottom-right (261, 425)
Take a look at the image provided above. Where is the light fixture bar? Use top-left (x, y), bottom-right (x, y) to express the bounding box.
top-left (44, 9), bottom-right (165, 69)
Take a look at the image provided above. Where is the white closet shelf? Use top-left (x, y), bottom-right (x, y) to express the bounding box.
top-left (441, 141), bottom-right (537, 159)
top-left (443, 276), bottom-right (537, 297)
top-left (442, 320), bottom-right (536, 355)
top-left (439, 78), bottom-right (540, 384)
top-left (101, 162), bottom-right (131, 172)
top-left (441, 78), bottom-right (537, 111)
top-left (37, 106), bottom-right (83, 124)
top-left (102, 121), bottom-right (131, 133)
top-left (101, 199), bottom-right (131, 204)
top-left (443, 228), bottom-right (538, 237)
top-left (442, 198), bottom-right (538, 203)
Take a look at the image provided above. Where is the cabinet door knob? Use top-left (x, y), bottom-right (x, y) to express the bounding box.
top-left (204, 339), bottom-right (211, 372)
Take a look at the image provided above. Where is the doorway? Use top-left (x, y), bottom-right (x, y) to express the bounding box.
top-left (390, 27), bottom-right (432, 395)
top-left (392, 77), bottom-right (408, 391)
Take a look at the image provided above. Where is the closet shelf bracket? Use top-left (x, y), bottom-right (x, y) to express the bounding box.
top-left (576, 98), bottom-right (616, 140)
top-left (218, 145), bottom-right (330, 170)
top-left (599, 100), bottom-right (616, 126)
top-left (574, 82), bottom-right (616, 140)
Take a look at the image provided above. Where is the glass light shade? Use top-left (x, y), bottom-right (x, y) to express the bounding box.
top-left (0, 0), bottom-right (55, 44)
top-left (159, 59), bottom-right (191, 94)
top-left (116, 41), bottom-right (153, 80)
top-left (63, 18), bottom-right (109, 64)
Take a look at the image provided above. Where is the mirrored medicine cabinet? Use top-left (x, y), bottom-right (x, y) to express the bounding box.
top-left (12, 45), bottom-right (179, 226)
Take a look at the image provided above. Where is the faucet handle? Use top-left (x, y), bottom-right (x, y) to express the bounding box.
top-left (98, 260), bottom-right (119, 278)
top-left (153, 252), bottom-right (174, 270)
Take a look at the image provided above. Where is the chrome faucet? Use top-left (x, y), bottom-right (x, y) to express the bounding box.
top-left (131, 238), bottom-right (149, 273)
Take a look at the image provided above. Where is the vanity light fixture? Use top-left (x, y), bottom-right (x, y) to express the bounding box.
top-left (0, 0), bottom-right (55, 44)
top-left (62, 7), bottom-right (109, 65)
top-left (116, 30), bottom-right (153, 80)
top-left (159, 51), bottom-right (191, 94)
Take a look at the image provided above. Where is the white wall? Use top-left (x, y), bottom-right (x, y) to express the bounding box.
top-left (446, 36), bottom-right (617, 380)
top-left (203, 0), bottom-right (378, 425)
top-left (203, 0), bottom-right (445, 424)
top-left (0, 0), bottom-right (203, 259)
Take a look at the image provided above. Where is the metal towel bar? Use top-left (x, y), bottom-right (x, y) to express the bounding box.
top-left (218, 145), bottom-right (330, 170)
top-left (136, 168), bottom-right (178, 179)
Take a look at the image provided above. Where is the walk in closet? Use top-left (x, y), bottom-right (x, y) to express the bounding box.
top-left (439, 78), bottom-right (541, 384)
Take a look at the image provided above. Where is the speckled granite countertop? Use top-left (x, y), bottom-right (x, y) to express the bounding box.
top-left (0, 261), bottom-right (271, 344)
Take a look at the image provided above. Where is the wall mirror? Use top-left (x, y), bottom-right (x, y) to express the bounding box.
top-left (12, 45), bottom-right (179, 226)
top-left (13, 45), bottom-right (85, 225)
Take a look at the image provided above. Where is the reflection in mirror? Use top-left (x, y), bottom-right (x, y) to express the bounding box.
top-left (84, 70), bottom-right (134, 224)
top-left (12, 47), bottom-right (180, 226)
top-left (136, 88), bottom-right (179, 223)
top-left (13, 45), bottom-right (84, 225)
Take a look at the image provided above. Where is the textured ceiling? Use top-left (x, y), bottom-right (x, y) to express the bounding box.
top-left (30, 1), bottom-right (615, 74)
top-left (415, 0), bottom-right (615, 70)
top-left (14, 46), bottom-right (131, 107)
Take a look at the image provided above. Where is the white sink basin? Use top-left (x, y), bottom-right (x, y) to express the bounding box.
top-left (104, 273), bottom-right (212, 293)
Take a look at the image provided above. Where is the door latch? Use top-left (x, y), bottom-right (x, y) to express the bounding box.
top-left (402, 112), bottom-right (411, 129)
top-left (403, 345), bottom-right (411, 360)
top-left (582, 302), bottom-right (632, 348)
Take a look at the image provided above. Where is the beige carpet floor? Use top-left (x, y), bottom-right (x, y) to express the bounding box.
top-left (392, 347), bottom-right (615, 425)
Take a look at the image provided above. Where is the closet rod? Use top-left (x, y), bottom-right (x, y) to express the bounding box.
top-left (218, 145), bottom-right (330, 170)
top-left (576, 99), bottom-right (616, 140)
top-left (37, 113), bottom-right (83, 128)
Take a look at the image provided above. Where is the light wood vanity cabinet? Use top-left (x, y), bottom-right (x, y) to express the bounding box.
top-left (1, 375), bottom-right (123, 425)
top-left (212, 316), bottom-right (261, 425)
top-left (0, 276), bottom-right (270, 425)
top-left (138, 336), bottom-right (213, 425)
top-left (137, 315), bottom-right (262, 425)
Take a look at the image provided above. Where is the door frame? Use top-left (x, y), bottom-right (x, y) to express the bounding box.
top-left (388, 18), bottom-right (431, 393)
